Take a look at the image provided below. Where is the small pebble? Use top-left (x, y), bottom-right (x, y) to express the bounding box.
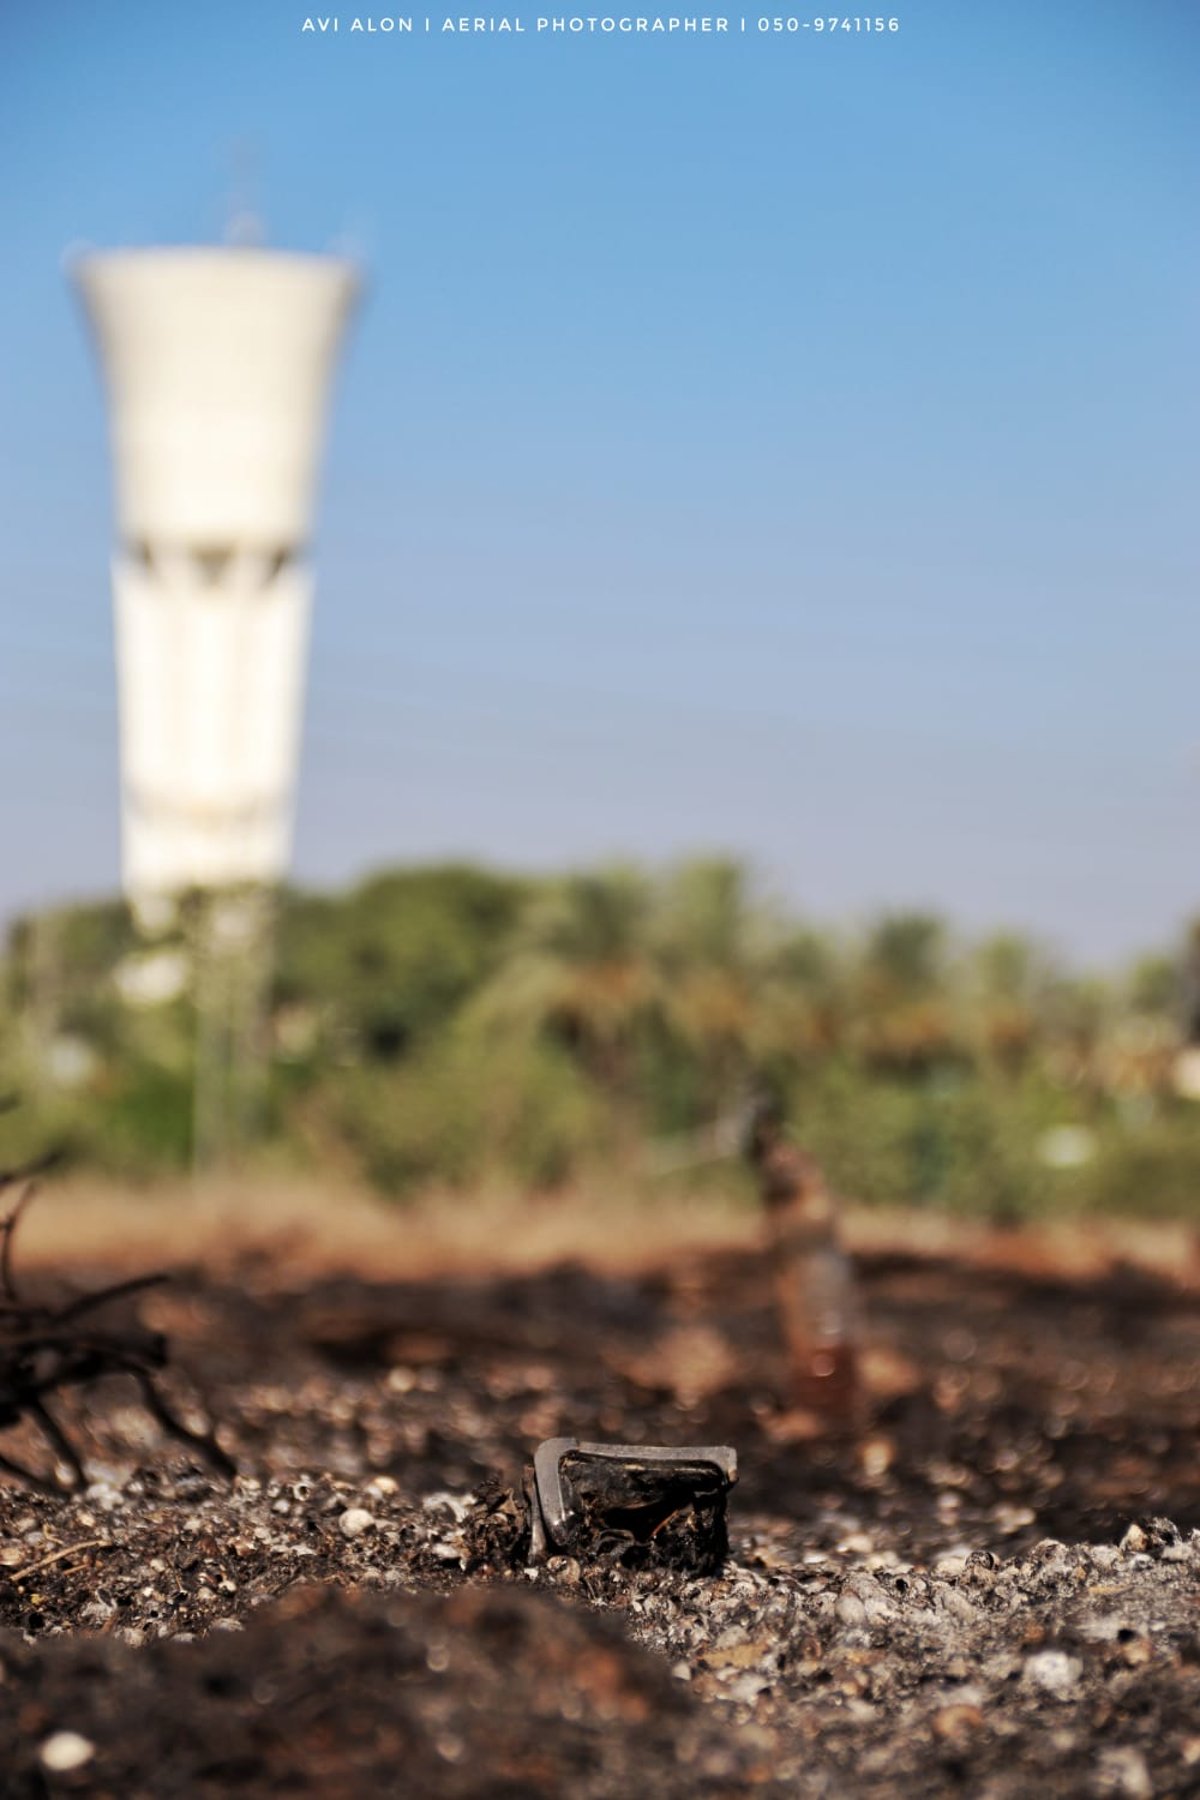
top-left (1120, 1636), bottom-right (1153, 1668)
top-left (837, 1533), bottom-right (874, 1556)
top-left (932, 1704), bottom-right (984, 1740)
top-left (1095, 1746), bottom-right (1152, 1800)
top-left (1023, 1650), bottom-right (1082, 1698)
top-left (992, 1504), bottom-right (1036, 1535)
top-left (722, 1672), bottom-right (770, 1706)
top-left (544, 1556), bottom-right (581, 1587)
top-left (40, 1732), bottom-right (95, 1774)
top-left (858, 1437), bottom-right (895, 1479)
top-left (339, 1509), bottom-right (376, 1540)
top-left (835, 1591), bottom-right (867, 1627)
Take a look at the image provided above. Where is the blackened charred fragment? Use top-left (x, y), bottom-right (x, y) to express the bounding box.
top-left (531, 1438), bottom-right (737, 1574)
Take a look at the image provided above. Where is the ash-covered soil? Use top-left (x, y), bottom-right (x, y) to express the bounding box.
top-left (2, 1243), bottom-right (1199, 1797)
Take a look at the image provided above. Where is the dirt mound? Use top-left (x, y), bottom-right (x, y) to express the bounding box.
top-left (0, 1581), bottom-right (764, 1799)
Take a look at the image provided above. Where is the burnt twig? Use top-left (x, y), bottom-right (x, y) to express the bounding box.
top-left (0, 1185), bottom-right (235, 1490)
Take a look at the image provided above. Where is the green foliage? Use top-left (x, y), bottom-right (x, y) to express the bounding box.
top-left (275, 864), bottom-right (528, 1061)
top-left (1072, 1120), bottom-right (1200, 1220)
top-left (325, 1026), bottom-right (603, 1196)
top-left (1127, 954), bottom-right (1177, 1017)
top-left (81, 1061), bottom-right (195, 1174)
top-left (5, 867), bottom-right (1200, 1222)
top-left (863, 913), bottom-right (947, 997)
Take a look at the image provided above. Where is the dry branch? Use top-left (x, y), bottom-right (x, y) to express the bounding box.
top-left (0, 1173), bottom-right (235, 1491)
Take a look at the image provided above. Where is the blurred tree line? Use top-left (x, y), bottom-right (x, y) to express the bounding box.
top-left (3, 858), bottom-right (1200, 1221)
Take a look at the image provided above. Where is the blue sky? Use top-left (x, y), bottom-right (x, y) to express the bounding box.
top-left (0, 0), bottom-right (1196, 962)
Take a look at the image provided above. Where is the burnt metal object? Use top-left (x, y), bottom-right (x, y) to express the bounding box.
top-left (0, 1169), bottom-right (235, 1491)
top-left (530, 1438), bottom-right (737, 1574)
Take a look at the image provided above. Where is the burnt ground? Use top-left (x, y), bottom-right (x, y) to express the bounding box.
top-left (1, 1240), bottom-right (1199, 1797)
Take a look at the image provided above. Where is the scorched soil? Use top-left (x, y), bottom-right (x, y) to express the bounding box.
top-left (1, 1242), bottom-right (1199, 1797)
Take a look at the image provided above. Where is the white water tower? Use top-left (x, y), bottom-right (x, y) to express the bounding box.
top-left (73, 245), bottom-right (359, 925)
top-left (73, 244), bottom-right (359, 1165)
